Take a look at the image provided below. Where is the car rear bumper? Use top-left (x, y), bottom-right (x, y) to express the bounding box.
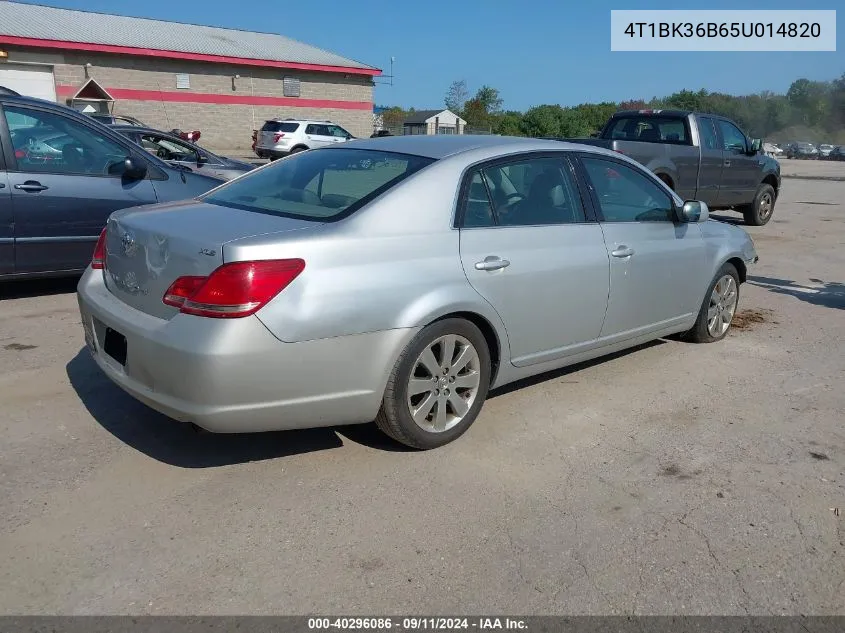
top-left (76, 267), bottom-right (416, 433)
top-left (254, 146), bottom-right (291, 159)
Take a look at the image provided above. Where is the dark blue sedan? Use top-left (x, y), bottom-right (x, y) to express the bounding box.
top-left (0, 94), bottom-right (224, 279)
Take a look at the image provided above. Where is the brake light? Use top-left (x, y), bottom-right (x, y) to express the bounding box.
top-left (162, 276), bottom-right (207, 308)
top-left (273, 133), bottom-right (285, 143)
top-left (91, 228), bottom-right (107, 269)
top-left (162, 259), bottom-right (305, 318)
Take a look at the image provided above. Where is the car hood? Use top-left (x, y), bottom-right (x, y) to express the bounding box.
top-left (220, 157), bottom-right (255, 171)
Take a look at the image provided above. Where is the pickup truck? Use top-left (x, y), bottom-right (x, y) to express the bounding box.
top-left (567, 110), bottom-right (781, 226)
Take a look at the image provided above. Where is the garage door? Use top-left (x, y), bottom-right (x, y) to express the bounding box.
top-left (0, 64), bottom-right (56, 101)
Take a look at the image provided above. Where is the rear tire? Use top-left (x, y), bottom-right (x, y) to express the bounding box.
top-left (742, 183), bottom-right (776, 226)
top-left (683, 263), bottom-right (740, 344)
top-left (289, 146), bottom-right (306, 155)
top-left (375, 318), bottom-right (491, 449)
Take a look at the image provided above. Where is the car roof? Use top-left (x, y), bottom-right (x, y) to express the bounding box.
top-left (334, 134), bottom-right (604, 160)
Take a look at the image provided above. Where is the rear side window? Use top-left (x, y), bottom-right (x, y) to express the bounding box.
top-left (607, 116), bottom-right (689, 144)
top-left (261, 121), bottom-right (300, 133)
top-left (203, 148), bottom-right (434, 221)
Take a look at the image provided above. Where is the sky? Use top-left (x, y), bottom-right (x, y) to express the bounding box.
top-left (10, 0), bottom-right (844, 111)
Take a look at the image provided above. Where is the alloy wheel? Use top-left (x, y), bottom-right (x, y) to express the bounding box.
top-left (406, 334), bottom-right (481, 433)
top-left (707, 275), bottom-right (738, 337)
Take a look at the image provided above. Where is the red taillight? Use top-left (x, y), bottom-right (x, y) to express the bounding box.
top-left (162, 259), bottom-right (305, 318)
top-left (273, 132), bottom-right (285, 142)
top-left (162, 276), bottom-right (207, 308)
top-left (91, 228), bottom-right (107, 269)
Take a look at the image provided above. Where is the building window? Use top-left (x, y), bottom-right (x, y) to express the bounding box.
top-left (437, 126), bottom-right (456, 135)
top-left (283, 76), bottom-right (301, 97)
top-left (175, 74), bottom-right (191, 89)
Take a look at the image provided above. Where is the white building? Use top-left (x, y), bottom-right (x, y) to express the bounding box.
top-left (402, 109), bottom-right (466, 135)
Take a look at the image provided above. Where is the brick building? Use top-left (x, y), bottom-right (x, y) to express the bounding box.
top-left (0, 2), bottom-right (380, 149)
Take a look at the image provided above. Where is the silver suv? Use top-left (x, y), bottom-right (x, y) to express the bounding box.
top-left (254, 118), bottom-right (355, 160)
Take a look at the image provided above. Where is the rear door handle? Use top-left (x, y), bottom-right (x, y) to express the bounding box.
top-left (611, 246), bottom-right (635, 258)
top-left (14, 181), bottom-right (48, 192)
top-left (724, 160), bottom-right (731, 167)
top-left (475, 256), bottom-right (510, 271)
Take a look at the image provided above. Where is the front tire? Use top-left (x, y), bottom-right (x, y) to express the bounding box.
top-left (683, 263), bottom-right (740, 343)
top-left (743, 183), bottom-right (776, 226)
top-left (375, 318), bottom-right (491, 449)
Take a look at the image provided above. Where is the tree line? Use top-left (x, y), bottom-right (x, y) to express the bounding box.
top-left (378, 74), bottom-right (845, 144)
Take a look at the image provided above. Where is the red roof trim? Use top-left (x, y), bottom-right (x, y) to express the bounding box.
top-left (0, 35), bottom-right (382, 76)
top-left (56, 84), bottom-right (373, 110)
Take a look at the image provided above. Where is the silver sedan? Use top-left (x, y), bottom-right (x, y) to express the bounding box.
top-left (76, 135), bottom-right (758, 449)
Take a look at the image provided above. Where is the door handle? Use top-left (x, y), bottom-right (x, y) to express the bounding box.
top-left (14, 181), bottom-right (48, 192)
top-left (475, 256), bottom-right (510, 271)
top-left (0, 183), bottom-right (5, 188)
top-left (724, 160), bottom-right (731, 167)
top-left (611, 246), bottom-right (635, 258)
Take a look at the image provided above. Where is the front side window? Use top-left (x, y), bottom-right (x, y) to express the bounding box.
top-left (4, 105), bottom-right (129, 176)
top-left (203, 148), bottom-right (434, 221)
top-left (327, 125), bottom-right (350, 138)
top-left (581, 156), bottom-right (674, 223)
top-left (716, 120), bottom-right (747, 153)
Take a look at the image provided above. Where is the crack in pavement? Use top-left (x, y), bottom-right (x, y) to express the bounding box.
top-left (677, 509), bottom-right (753, 615)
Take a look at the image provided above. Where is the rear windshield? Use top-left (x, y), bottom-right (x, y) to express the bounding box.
top-left (261, 121), bottom-right (300, 133)
top-left (605, 116), bottom-right (690, 144)
top-left (203, 148), bottom-right (435, 221)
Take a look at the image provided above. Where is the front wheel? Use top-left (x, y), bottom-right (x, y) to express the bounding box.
top-left (683, 263), bottom-right (740, 343)
top-left (376, 318), bottom-right (491, 449)
top-left (743, 183), bottom-right (776, 226)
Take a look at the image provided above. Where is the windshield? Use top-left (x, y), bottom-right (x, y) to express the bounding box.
top-left (203, 148), bottom-right (435, 221)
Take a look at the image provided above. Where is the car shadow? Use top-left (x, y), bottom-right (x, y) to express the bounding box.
top-left (0, 275), bottom-right (81, 300)
top-left (489, 339), bottom-right (665, 398)
top-left (708, 213), bottom-right (744, 226)
top-left (748, 275), bottom-right (845, 310)
top-left (65, 350), bottom-right (411, 468)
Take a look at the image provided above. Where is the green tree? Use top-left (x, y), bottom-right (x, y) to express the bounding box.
top-left (474, 85), bottom-right (503, 115)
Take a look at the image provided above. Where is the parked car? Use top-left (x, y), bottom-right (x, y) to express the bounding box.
top-left (763, 142), bottom-right (783, 157)
top-left (113, 125), bottom-right (254, 181)
top-left (818, 144), bottom-right (836, 159)
top-left (77, 135), bottom-right (758, 449)
top-left (371, 129), bottom-right (393, 138)
top-left (87, 113), bottom-right (201, 143)
top-left (562, 110), bottom-right (781, 226)
top-left (0, 85), bottom-right (21, 96)
top-left (786, 142), bottom-right (819, 160)
top-left (0, 93), bottom-right (225, 279)
top-left (254, 118), bottom-right (355, 160)
top-left (829, 146), bottom-right (845, 161)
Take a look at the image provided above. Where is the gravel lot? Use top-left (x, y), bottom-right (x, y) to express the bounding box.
top-left (1, 171), bottom-right (843, 615)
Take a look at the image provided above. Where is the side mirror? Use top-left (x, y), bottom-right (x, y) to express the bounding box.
top-left (749, 138), bottom-right (762, 154)
top-left (122, 156), bottom-right (148, 180)
top-left (679, 200), bottom-right (709, 223)
top-left (197, 153), bottom-right (208, 165)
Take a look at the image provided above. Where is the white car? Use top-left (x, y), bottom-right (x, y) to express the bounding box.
top-left (763, 142), bottom-right (783, 157)
top-left (254, 118), bottom-right (355, 160)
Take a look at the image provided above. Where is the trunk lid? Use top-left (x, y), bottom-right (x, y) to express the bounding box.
top-left (103, 200), bottom-right (319, 318)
